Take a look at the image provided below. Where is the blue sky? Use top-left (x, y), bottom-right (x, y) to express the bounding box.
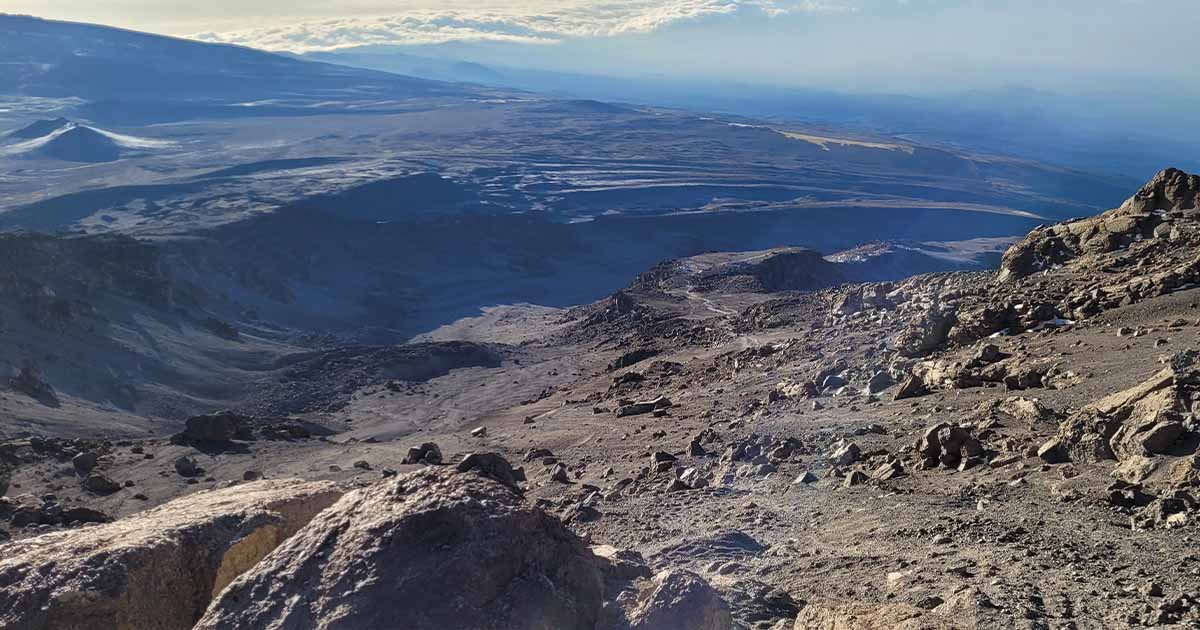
top-left (4, 0), bottom-right (1196, 95)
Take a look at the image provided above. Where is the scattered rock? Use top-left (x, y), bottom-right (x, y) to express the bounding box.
top-left (893, 374), bottom-right (929, 400)
top-left (550, 463), bottom-right (571, 483)
top-left (915, 423), bottom-right (984, 470)
top-left (174, 456), bottom-right (199, 478)
top-left (843, 470), bottom-right (869, 487)
top-left (71, 451), bottom-right (98, 475)
top-left (828, 441), bottom-right (861, 467)
top-left (81, 474), bottom-right (121, 494)
top-left (792, 471), bottom-right (817, 485)
top-left (401, 443), bottom-right (443, 465)
top-left (616, 396), bottom-right (673, 417)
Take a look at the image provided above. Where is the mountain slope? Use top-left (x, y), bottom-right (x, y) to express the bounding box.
top-left (0, 14), bottom-right (465, 102)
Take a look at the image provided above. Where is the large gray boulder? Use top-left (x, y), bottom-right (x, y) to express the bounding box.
top-left (195, 467), bottom-right (606, 630)
top-left (0, 479), bottom-right (342, 630)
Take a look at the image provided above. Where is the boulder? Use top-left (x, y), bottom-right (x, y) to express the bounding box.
top-left (895, 308), bottom-right (956, 358)
top-left (71, 451), bottom-right (98, 475)
top-left (180, 410), bottom-right (246, 443)
top-left (915, 423), bottom-right (983, 470)
top-left (843, 470), bottom-right (869, 487)
top-left (616, 396), bottom-right (673, 417)
top-left (60, 506), bottom-right (112, 524)
top-left (175, 456), bottom-right (199, 477)
top-left (81, 473), bottom-right (121, 494)
top-left (828, 441), bottom-right (861, 467)
top-left (621, 569), bottom-right (732, 630)
top-left (401, 442), bottom-right (443, 465)
top-left (0, 479), bottom-right (341, 630)
top-left (679, 467), bottom-right (711, 489)
top-left (893, 374), bottom-right (929, 401)
top-left (195, 468), bottom-right (605, 630)
top-left (456, 452), bottom-right (522, 490)
top-left (550, 463), bottom-right (571, 483)
top-left (831, 289), bottom-right (864, 317)
top-left (1036, 438), bottom-right (1069, 464)
top-left (821, 374), bottom-right (848, 390)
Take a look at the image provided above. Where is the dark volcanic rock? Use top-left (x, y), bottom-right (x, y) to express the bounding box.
top-left (179, 411), bottom-right (246, 443)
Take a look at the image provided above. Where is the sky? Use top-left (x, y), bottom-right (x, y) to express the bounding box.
top-left (3, 0), bottom-right (1198, 95)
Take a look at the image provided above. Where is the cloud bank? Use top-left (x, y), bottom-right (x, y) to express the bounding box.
top-left (192, 0), bottom-right (853, 52)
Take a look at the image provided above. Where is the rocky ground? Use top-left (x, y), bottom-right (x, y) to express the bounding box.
top-left (3, 169), bottom-right (1200, 629)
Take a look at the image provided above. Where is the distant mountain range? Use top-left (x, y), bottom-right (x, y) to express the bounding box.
top-left (0, 14), bottom-right (471, 105)
top-left (302, 44), bottom-right (1200, 180)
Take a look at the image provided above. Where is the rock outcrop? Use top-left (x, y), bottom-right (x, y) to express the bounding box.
top-left (0, 479), bottom-right (341, 630)
top-left (1055, 351), bottom-right (1200, 464)
top-left (999, 168), bottom-right (1200, 282)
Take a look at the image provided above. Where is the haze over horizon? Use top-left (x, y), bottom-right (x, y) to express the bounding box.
top-left (5, 0), bottom-right (1198, 97)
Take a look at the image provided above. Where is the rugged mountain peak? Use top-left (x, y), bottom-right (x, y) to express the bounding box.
top-left (1124, 167), bottom-right (1200, 214)
top-left (998, 167), bottom-right (1199, 282)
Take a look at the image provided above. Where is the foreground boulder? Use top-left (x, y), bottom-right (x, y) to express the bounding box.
top-left (0, 479), bottom-right (342, 630)
top-left (195, 467), bottom-right (606, 630)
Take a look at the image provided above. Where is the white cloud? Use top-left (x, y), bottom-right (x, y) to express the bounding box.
top-left (191, 0), bottom-right (854, 52)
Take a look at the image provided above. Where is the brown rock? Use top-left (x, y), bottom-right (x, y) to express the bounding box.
top-left (0, 479), bottom-right (341, 630)
top-left (893, 374), bottom-right (929, 400)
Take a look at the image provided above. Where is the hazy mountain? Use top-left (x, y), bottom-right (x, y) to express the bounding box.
top-left (307, 45), bottom-right (1200, 179)
top-left (0, 15), bottom-right (469, 105)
